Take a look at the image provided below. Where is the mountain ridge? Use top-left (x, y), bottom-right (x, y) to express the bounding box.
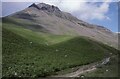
top-left (3, 3), bottom-right (118, 48)
top-left (27, 3), bottom-right (114, 32)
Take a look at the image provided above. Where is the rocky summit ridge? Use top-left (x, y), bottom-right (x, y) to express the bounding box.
top-left (29, 3), bottom-right (61, 13)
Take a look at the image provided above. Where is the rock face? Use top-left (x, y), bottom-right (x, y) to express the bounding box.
top-left (28, 3), bottom-right (79, 21)
top-left (6, 3), bottom-right (118, 48)
top-left (29, 3), bottom-right (41, 10)
top-left (29, 3), bottom-right (61, 12)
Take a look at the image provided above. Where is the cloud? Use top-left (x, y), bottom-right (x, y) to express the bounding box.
top-left (41, 0), bottom-right (112, 21)
top-left (2, 0), bottom-right (117, 21)
top-left (1, 0), bottom-right (118, 2)
top-left (69, 1), bottom-right (111, 21)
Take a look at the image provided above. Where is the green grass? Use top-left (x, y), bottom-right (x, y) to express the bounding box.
top-left (0, 23), bottom-right (2, 78)
top-left (3, 23), bottom-right (74, 45)
top-left (2, 21), bottom-right (118, 77)
top-left (81, 55), bottom-right (118, 77)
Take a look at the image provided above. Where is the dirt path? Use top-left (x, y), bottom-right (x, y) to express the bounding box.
top-left (53, 57), bottom-right (110, 77)
top-left (60, 66), bottom-right (97, 77)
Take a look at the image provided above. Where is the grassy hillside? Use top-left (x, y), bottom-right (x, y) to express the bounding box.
top-left (3, 22), bottom-right (74, 45)
top-left (3, 16), bottom-right (118, 49)
top-left (2, 23), bottom-right (118, 77)
top-left (81, 55), bottom-right (118, 77)
top-left (0, 22), bottom-right (2, 78)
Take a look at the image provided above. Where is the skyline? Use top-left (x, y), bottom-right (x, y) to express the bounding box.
top-left (1, 1), bottom-right (119, 32)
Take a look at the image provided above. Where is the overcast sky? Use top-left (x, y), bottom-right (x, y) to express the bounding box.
top-left (1, 0), bottom-right (119, 32)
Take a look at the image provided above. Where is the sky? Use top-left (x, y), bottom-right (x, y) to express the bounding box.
top-left (1, 0), bottom-right (119, 32)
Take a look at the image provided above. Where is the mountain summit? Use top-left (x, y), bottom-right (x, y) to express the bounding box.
top-left (29, 3), bottom-right (61, 12)
top-left (4, 3), bottom-right (118, 48)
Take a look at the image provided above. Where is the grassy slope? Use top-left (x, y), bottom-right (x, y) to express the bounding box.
top-left (0, 21), bottom-right (2, 78)
top-left (3, 23), bottom-right (74, 45)
top-left (2, 22), bottom-right (118, 77)
top-left (81, 55), bottom-right (118, 77)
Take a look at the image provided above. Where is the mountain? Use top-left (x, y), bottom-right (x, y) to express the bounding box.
top-left (2, 3), bottom-right (118, 77)
top-left (3, 3), bottom-right (118, 48)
